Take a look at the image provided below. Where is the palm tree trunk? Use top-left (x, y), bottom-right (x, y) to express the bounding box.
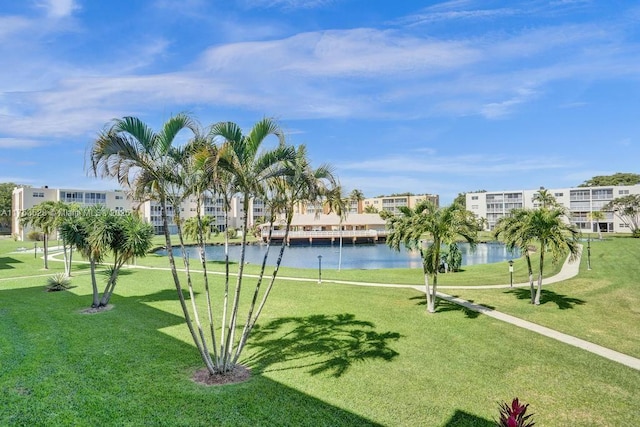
top-left (233, 212), bottom-right (282, 364)
top-left (218, 196), bottom-right (231, 366)
top-left (534, 244), bottom-right (545, 305)
top-left (90, 257), bottom-right (99, 308)
top-left (68, 246), bottom-right (73, 277)
top-left (429, 273), bottom-right (438, 313)
top-left (222, 199), bottom-right (250, 372)
top-left (62, 239), bottom-right (69, 276)
top-left (423, 271), bottom-right (432, 311)
top-left (196, 194), bottom-right (219, 366)
top-left (160, 193), bottom-right (213, 373)
top-left (525, 251), bottom-right (534, 304)
top-left (175, 208), bottom-right (216, 373)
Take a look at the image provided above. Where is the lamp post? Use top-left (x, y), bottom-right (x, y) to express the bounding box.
top-left (318, 255), bottom-right (323, 284)
top-left (587, 235), bottom-right (592, 270)
top-left (508, 259), bottom-right (514, 288)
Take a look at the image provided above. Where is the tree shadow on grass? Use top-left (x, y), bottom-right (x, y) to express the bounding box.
top-left (443, 409), bottom-right (494, 426)
top-left (0, 257), bottom-right (23, 270)
top-left (409, 295), bottom-right (494, 318)
top-left (1, 286), bottom-right (384, 426)
top-left (243, 313), bottom-right (402, 378)
top-left (506, 287), bottom-right (586, 309)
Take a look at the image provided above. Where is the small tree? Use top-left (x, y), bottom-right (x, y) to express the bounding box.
top-left (605, 194), bottom-right (640, 237)
top-left (387, 201), bottom-right (478, 313)
top-left (529, 207), bottom-right (580, 305)
top-left (89, 211), bottom-right (154, 307)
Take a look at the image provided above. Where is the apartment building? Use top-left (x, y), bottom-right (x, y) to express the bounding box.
top-left (11, 185), bottom-right (269, 239)
top-left (11, 185), bottom-right (133, 240)
top-left (363, 193), bottom-right (440, 215)
top-left (466, 185), bottom-right (640, 233)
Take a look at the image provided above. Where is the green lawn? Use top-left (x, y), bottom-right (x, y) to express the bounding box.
top-left (1, 236), bottom-right (639, 426)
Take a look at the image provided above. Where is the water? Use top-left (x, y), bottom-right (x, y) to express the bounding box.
top-left (156, 242), bottom-right (519, 270)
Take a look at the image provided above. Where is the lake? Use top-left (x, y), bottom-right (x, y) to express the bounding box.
top-left (156, 242), bottom-right (519, 270)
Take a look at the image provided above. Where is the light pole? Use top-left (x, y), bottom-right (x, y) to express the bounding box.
top-left (508, 259), bottom-right (514, 288)
top-left (318, 255), bottom-right (323, 284)
top-left (587, 235), bottom-right (592, 270)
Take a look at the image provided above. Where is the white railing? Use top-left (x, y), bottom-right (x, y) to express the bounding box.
top-left (261, 229), bottom-right (385, 239)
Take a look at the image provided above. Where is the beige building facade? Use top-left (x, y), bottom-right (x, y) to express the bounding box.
top-left (363, 193), bottom-right (439, 215)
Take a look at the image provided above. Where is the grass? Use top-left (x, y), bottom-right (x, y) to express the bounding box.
top-left (1, 235), bottom-right (639, 425)
top-left (451, 237), bottom-right (640, 358)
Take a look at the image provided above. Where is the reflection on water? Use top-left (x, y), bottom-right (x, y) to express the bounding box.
top-left (157, 242), bottom-right (519, 270)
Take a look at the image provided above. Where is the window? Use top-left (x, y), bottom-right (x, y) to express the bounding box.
top-left (619, 190), bottom-right (629, 195)
top-left (115, 195), bottom-right (123, 200)
top-left (554, 192), bottom-right (563, 197)
top-left (32, 192), bottom-right (44, 198)
top-left (471, 196), bottom-right (478, 200)
top-left (471, 205), bottom-right (478, 209)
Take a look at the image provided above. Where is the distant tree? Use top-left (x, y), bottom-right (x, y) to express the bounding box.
top-left (363, 205), bottom-right (379, 214)
top-left (454, 190), bottom-right (486, 208)
top-left (183, 215), bottom-right (214, 242)
top-left (532, 188), bottom-right (558, 208)
top-left (20, 201), bottom-right (59, 269)
top-left (452, 193), bottom-right (467, 208)
top-left (587, 210), bottom-right (606, 239)
top-left (349, 189), bottom-right (365, 212)
top-left (445, 243), bottom-right (462, 272)
top-left (579, 173), bottom-right (640, 187)
top-left (605, 195), bottom-right (640, 237)
top-left (0, 182), bottom-right (16, 232)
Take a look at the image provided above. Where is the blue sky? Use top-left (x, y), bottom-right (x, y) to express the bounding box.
top-left (1, 0), bottom-right (639, 204)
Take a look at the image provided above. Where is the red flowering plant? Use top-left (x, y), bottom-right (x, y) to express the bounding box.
top-left (497, 398), bottom-right (535, 427)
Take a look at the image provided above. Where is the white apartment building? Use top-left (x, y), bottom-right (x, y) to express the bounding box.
top-left (11, 185), bottom-right (133, 240)
top-left (466, 184), bottom-right (640, 233)
top-left (12, 185), bottom-right (270, 239)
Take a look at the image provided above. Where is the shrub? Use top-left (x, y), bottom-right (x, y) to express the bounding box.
top-left (226, 227), bottom-right (237, 239)
top-left (27, 230), bottom-right (44, 241)
top-left (46, 273), bottom-right (71, 292)
top-left (497, 398), bottom-right (535, 427)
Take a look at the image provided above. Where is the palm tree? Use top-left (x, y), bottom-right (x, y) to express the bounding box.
top-left (588, 210), bottom-right (606, 239)
top-left (88, 210), bottom-right (154, 307)
top-left (494, 209), bottom-right (536, 303)
top-left (88, 114), bottom-right (212, 359)
top-left (528, 207), bottom-right (580, 305)
top-left (387, 201), bottom-right (478, 313)
top-left (364, 205), bottom-right (379, 214)
top-left (349, 188), bottom-right (365, 213)
top-left (532, 188), bottom-right (558, 209)
top-left (232, 144), bottom-right (337, 365)
top-left (183, 215), bottom-right (214, 242)
top-left (327, 185), bottom-right (348, 271)
top-left (59, 204), bottom-right (107, 307)
top-left (208, 118), bottom-right (295, 372)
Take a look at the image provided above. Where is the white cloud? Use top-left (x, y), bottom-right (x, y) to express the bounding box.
top-left (35, 0), bottom-right (80, 18)
top-left (243, 0), bottom-right (337, 10)
top-left (0, 138), bottom-right (44, 148)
